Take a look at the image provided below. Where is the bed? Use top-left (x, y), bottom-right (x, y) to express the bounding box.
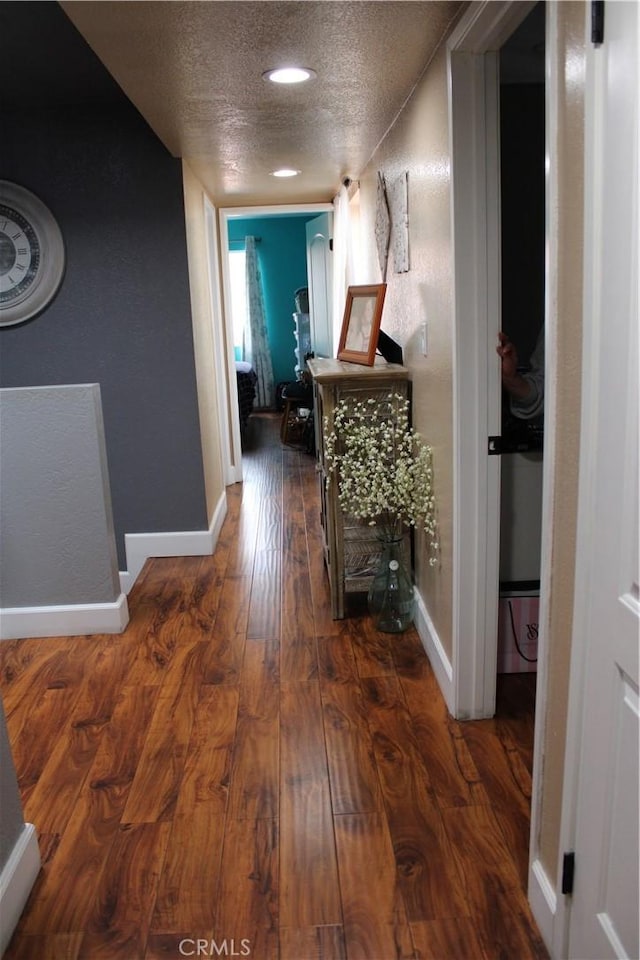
top-left (236, 360), bottom-right (258, 431)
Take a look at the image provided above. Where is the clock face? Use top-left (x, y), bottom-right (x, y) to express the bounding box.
top-left (0, 205), bottom-right (41, 304)
top-left (0, 181), bottom-right (65, 327)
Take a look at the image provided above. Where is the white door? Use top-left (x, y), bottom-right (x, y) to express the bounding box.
top-left (306, 213), bottom-right (333, 358)
top-left (566, 2), bottom-right (639, 956)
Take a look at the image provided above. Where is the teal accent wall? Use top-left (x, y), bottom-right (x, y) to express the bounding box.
top-left (228, 216), bottom-right (315, 388)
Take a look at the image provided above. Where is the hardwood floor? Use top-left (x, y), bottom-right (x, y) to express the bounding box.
top-left (0, 414), bottom-right (547, 960)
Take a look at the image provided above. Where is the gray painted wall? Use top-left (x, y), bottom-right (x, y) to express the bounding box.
top-left (0, 385), bottom-right (120, 608)
top-left (0, 697), bottom-right (25, 874)
top-left (0, 4), bottom-right (208, 571)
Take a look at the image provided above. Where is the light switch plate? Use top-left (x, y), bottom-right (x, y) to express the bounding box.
top-left (420, 322), bottom-right (428, 356)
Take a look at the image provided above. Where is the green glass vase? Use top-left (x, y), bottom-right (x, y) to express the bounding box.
top-left (367, 537), bottom-right (414, 633)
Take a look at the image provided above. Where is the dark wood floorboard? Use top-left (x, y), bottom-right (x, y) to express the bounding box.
top-left (0, 413), bottom-right (547, 960)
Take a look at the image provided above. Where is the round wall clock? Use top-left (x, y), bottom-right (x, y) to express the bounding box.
top-left (0, 180), bottom-right (65, 327)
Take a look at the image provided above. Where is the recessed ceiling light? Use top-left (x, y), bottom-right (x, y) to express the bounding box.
top-left (271, 168), bottom-right (301, 178)
top-left (263, 67), bottom-right (316, 85)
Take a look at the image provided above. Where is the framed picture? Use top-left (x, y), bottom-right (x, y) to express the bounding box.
top-left (337, 284), bottom-right (387, 366)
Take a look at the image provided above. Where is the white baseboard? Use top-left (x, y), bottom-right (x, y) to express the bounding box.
top-left (413, 587), bottom-right (455, 716)
top-left (529, 857), bottom-right (557, 955)
top-left (119, 491), bottom-right (227, 594)
top-left (0, 593), bottom-right (129, 641)
top-left (0, 495), bottom-right (228, 639)
top-left (0, 823), bottom-right (40, 956)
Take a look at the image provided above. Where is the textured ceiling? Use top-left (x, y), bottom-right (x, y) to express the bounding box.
top-left (58, 1), bottom-right (466, 205)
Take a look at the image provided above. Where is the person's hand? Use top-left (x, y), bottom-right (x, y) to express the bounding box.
top-left (497, 331), bottom-right (519, 384)
top-left (497, 331), bottom-right (535, 403)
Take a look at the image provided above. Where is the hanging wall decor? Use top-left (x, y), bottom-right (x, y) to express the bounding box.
top-left (375, 171), bottom-right (391, 281)
top-left (0, 180), bottom-right (65, 326)
top-left (387, 171), bottom-right (410, 273)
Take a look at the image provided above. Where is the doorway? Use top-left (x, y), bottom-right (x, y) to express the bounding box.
top-left (496, 4), bottom-right (545, 692)
top-left (217, 203), bottom-right (333, 482)
top-left (448, 0), bottom-right (544, 722)
top-left (448, 0), bottom-right (557, 939)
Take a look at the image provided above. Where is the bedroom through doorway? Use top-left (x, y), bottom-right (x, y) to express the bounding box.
top-left (218, 203), bottom-right (333, 481)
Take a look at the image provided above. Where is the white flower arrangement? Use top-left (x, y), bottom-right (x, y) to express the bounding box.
top-left (324, 393), bottom-right (438, 564)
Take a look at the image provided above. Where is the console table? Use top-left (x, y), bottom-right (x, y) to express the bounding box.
top-left (307, 357), bottom-right (410, 619)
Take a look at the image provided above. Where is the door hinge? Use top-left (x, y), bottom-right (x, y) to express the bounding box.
top-left (488, 436), bottom-right (503, 455)
top-left (562, 851), bottom-right (575, 895)
top-left (591, 0), bottom-right (604, 44)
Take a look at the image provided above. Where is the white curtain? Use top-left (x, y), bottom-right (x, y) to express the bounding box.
top-left (244, 236), bottom-right (274, 408)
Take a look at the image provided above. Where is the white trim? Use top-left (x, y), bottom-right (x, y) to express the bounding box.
top-left (204, 195), bottom-right (235, 487)
top-left (449, 44), bottom-right (502, 719)
top-left (528, 857), bottom-right (558, 951)
top-left (218, 220), bottom-right (243, 484)
top-left (217, 211), bottom-right (244, 485)
top-left (449, 6), bottom-right (535, 720)
top-left (0, 823), bottom-right (40, 956)
top-left (528, 6), bottom-right (562, 957)
top-left (0, 494), bottom-right (229, 636)
top-left (413, 588), bottom-right (455, 717)
top-left (0, 593), bottom-right (129, 641)
top-left (221, 203), bottom-right (333, 221)
top-left (118, 491), bottom-right (227, 594)
top-left (448, 0), bottom-right (537, 53)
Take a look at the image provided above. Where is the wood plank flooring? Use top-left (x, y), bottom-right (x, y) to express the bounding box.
top-left (0, 413), bottom-right (547, 960)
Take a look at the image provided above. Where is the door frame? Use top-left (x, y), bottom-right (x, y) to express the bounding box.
top-left (447, 0), bottom-right (541, 721)
top-left (448, 1), bottom-right (566, 948)
top-left (204, 195), bottom-right (235, 486)
top-left (218, 203), bottom-right (333, 482)
top-left (305, 212), bottom-right (334, 359)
